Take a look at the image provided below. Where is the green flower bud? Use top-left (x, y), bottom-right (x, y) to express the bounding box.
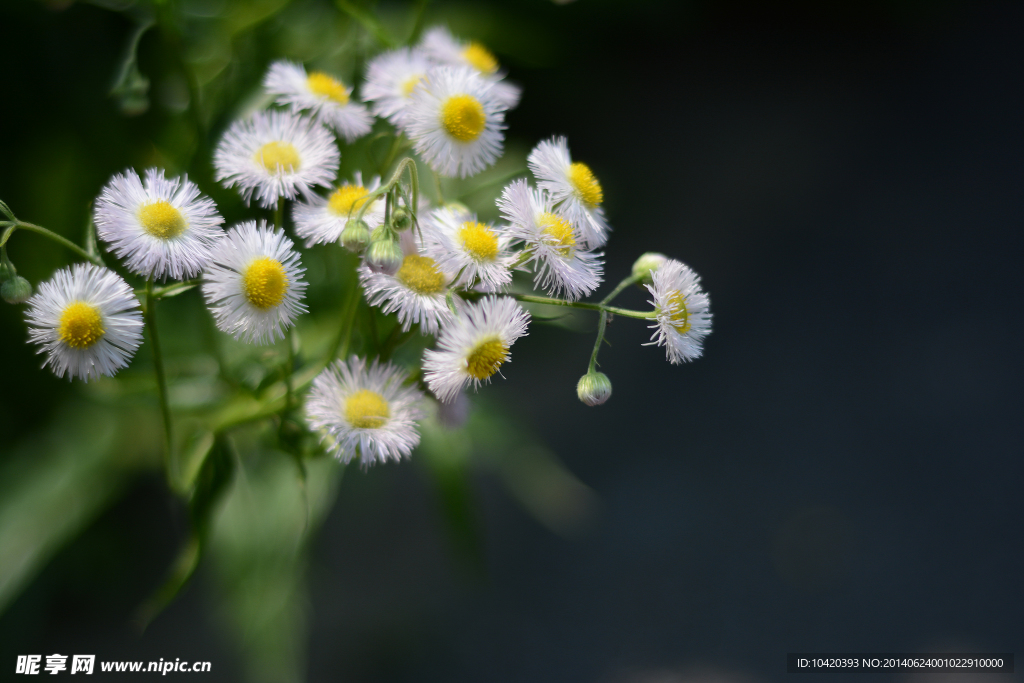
top-left (341, 219), bottom-right (370, 252)
top-left (631, 252), bottom-right (669, 286)
top-left (365, 238), bottom-right (404, 276)
top-left (2, 275), bottom-right (33, 304)
top-left (576, 371), bottom-right (612, 406)
top-left (390, 208), bottom-right (412, 232)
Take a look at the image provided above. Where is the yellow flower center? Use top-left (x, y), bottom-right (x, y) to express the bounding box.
top-left (254, 141), bottom-right (301, 174)
top-left (344, 389), bottom-right (390, 429)
top-left (665, 290), bottom-right (690, 333)
top-left (306, 71), bottom-right (350, 105)
top-left (462, 42), bottom-right (499, 74)
top-left (458, 221), bottom-right (499, 262)
top-left (538, 212), bottom-right (576, 256)
top-left (328, 185), bottom-right (371, 217)
top-left (58, 301), bottom-right (105, 349)
top-left (400, 74), bottom-right (425, 97)
top-left (440, 94), bottom-right (486, 142)
top-left (568, 162), bottom-right (603, 208)
top-left (137, 200), bottom-right (186, 239)
top-left (465, 337), bottom-right (508, 380)
top-left (397, 254), bottom-right (446, 294)
top-left (242, 257), bottom-right (289, 310)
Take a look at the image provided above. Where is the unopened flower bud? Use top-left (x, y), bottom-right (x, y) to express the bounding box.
top-left (631, 252), bottom-right (669, 286)
top-left (576, 371), bottom-right (612, 406)
top-left (342, 219), bottom-right (370, 252)
top-left (390, 208), bottom-right (412, 232)
top-left (365, 238), bottom-right (404, 276)
top-left (2, 275), bottom-right (33, 304)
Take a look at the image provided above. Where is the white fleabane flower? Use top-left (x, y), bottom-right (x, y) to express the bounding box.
top-left (418, 26), bottom-right (522, 109)
top-left (263, 60), bottom-right (373, 142)
top-left (422, 295), bottom-right (530, 403)
top-left (420, 205), bottom-right (513, 292)
top-left (497, 179), bottom-right (603, 301)
top-left (213, 110), bottom-right (339, 208)
top-left (528, 136), bottom-right (609, 249)
top-left (93, 168), bottom-right (224, 280)
top-left (405, 66), bottom-right (506, 178)
top-left (359, 243), bottom-right (456, 336)
top-left (645, 259), bottom-right (712, 364)
top-left (292, 172), bottom-right (384, 247)
top-left (306, 356), bottom-right (424, 466)
top-left (362, 47), bottom-right (432, 128)
top-left (202, 220), bottom-right (308, 345)
top-left (25, 263), bottom-right (143, 382)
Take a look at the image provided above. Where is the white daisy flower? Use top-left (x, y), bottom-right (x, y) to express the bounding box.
top-left (213, 110), bottom-right (340, 208)
top-left (358, 240), bottom-right (456, 336)
top-left (362, 47), bottom-right (433, 128)
top-left (202, 220), bottom-right (308, 345)
top-left (645, 259), bottom-right (712, 364)
top-left (423, 295), bottom-right (530, 403)
top-left (528, 136), bottom-right (610, 249)
top-left (420, 205), bottom-right (514, 292)
top-left (405, 66), bottom-right (507, 178)
top-left (93, 168), bottom-right (224, 280)
top-left (496, 179), bottom-right (603, 301)
top-left (292, 172), bottom-right (385, 247)
top-left (263, 60), bottom-right (373, 142)
top-left (305, 356), bottom-right (424, 466)
top-left (418, 26), bottom-right (522, 109)
top-left (25, 263), bottom-right (144, 382)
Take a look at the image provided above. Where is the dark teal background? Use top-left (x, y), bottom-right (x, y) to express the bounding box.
top-left (1, 1), bottom-right (1021, 681)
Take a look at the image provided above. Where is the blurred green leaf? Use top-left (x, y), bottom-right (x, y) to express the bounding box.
top-left (0, 401), bottom-right (158, 616)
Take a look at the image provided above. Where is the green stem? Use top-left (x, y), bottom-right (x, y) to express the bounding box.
top-left (1, 221), bottom-right (104, 266)
top-left (601, 273), bottom-right (641, 305)
top-left (284, 327), bottom-right (297, 410)
top-left (588, 311), bottom-right (608, 373)
top-left (274, 197), bottom-right (285, 231)
top-left (327, 282), bottom-right (362, 365)
top-left (510, 293), bottom-right (657, 320)
top-left (146, 278), bottom-right (175, 480)
top-left (378, 134), bottom-right (406, 177)
top-left (135, 279), bottom-right (199, 299)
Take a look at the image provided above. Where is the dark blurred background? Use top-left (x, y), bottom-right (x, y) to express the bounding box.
top-left (1, 0), bottom-right (1022, 681)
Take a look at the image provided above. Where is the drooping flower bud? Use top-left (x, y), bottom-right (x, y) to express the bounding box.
top-left (576, 370), bottom-right (612, 406)
top-left (365, 238), bottom-right (404, 276)
top-left (341, 219), bottom-right (370, 252)
top-left (631, 252), bottom-right (669, 286)
top-left (390, 207), bottom-right (412, 232)
top-left (2, 275), bottom-right (33, 304)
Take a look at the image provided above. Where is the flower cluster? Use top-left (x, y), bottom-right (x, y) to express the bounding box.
top-left (5, 25), bottom-right (712, 470)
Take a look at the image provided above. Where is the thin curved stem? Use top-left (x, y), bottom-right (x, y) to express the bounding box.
top-left (588, 311), bottom-right (608, 373)
top-left (1, 221), bottom-right (104, 266)
top-left (601, 273), bottom-right (641, 305)
top-left (510, 293), bottom-right (657, 320)
top-left (146, 278), bottom-right (175, 480)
